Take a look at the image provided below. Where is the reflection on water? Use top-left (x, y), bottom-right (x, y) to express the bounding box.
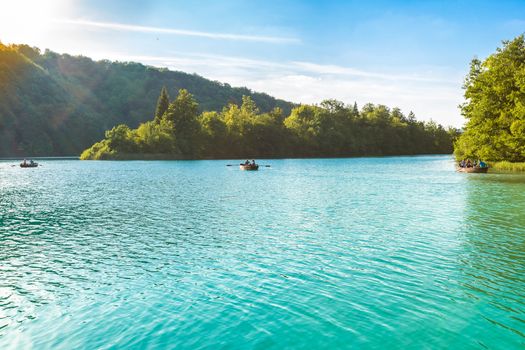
top-left (468, 172), bottom-right (525, 184)
top-left (0, 156), bottom-right (525, 349)
top-left (459, 174), bottom-right (525, 348)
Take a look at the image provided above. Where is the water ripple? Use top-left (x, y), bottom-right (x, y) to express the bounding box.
top-left (1, 156), bottom-right (525, 349)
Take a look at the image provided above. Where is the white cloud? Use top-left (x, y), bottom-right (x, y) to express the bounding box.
top-left (229, 74), bottom-right (464, 128)
top-left (290, 61), bottom-right (458, 83)
top-left (59, 50), bottom-right (467, 127)
top-left (54, 18), bottom-right (300, 44)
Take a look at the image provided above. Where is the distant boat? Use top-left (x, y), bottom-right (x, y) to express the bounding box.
top-left (20, 161), bottom-right (38, 168)
top-left (240, 164), bottom-right (259, 171)
top-left (457, 166), bottom-right (488, 173)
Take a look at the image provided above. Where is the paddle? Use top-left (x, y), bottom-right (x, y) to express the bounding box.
top-left (226, 164), bottom-right (271, 167)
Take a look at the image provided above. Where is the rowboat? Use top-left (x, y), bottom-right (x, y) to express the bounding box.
top-left (240, 164), bottom-right (259, 171)
top-left (457, 166), bottom-right (488, 173)
top-left (20, 161), bottom-right (38, 168)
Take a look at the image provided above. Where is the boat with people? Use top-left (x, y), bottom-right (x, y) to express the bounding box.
top-left (240, 159), bottom-right (259, 171)
top-left (20, 159), bottom-right (38, 168)
top-left (457, 166), bottom-right (488, 173)
top-left (457, 159), bottom-right (488, 173)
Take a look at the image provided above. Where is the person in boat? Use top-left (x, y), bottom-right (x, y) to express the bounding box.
top-left (459, 160), bottom-right (466, 168)
top-left (251, 159), bottom-right (256, 165)
top-left (466, 159), bottom-right (472, 168)
top-left (244, 160), bottom-right (250, 165)
top-left (22, 159), bottom-right (27, 165)
top-left (479, 160), bottom-right (487, 168)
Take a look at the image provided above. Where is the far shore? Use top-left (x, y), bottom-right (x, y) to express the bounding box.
top-left (3, 155), bottom-right (525, 172)
top-left (4, 153), bottom-right (452, 161)
top-left (79, 153), bottom-right (455, 161)
top-left (0, 156), bottom-right (80, 160)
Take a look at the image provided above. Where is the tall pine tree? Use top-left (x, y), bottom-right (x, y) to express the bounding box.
top-left (352, 102), bottom-right (359, 116)
top-left (154, 86), bottom-right (170, 124)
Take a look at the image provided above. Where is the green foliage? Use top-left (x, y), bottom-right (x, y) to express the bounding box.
top-left (82, 90), bottom-right (457, 160)
top-left (105, 124), bottom-right (137, 153)
top-left (154, 86), bottom-right (170, 123)
top-left (0, 42), bottom-right (456, 159)
top-left (198, 111), bottom-right (228, 157)
top-left (164, 89), bottom-right (199, 155)
top-left (0, 43), bottom-right (293, 156)
top-left (135, 119), bottom-right (179, 154)
top-left (455, 35), bottom-right (525, 162)
top-left (488, 161), bottom-right (525, 172)
top-left (80, 140), bottom-right (114, 160)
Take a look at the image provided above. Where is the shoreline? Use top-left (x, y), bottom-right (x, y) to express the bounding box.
top-left (2, 153), bottom-right (453, 162)
top-left (0, 156), bottom-right (79, 160)
top-left (488, 161), bottom-right (525, 172)
top-left (4, 156), bottom-right (524, 173)
top-left (79, 153), bottom-right (453, 161)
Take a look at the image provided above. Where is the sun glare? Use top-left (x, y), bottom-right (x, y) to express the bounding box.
top-left (0, 0), bottom-right (70, 46)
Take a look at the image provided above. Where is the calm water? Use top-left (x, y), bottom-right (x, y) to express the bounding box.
top-left (1, 155), bottom-right (524, 349)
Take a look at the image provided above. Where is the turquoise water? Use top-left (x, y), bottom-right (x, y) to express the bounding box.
top-left (1, 155), bottom-right (524, 349)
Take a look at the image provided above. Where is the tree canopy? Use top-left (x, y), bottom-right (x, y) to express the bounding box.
top-left (0, 43), bottom-right (292, 156)
top-left (81, 88), bottom-right (459, 160)
top-left (454, 35), bottom-right (525, 162)
top-left (0, 42), bottom-right (458, 159)
top-left (154, 86), bottom-right (170, 123)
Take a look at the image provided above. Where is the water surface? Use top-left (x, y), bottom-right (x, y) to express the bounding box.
top-left (1, 156), bottom-right (524, 349)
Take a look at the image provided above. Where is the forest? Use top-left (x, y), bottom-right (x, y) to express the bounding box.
top-left (81, 88), bottom-right (459, 160)
top-left (454, 35), bottom-right (525, 164)
top-left (0, 43), bottom-right (291, 156)
top-left (0, 42), bottom-right (458, 159)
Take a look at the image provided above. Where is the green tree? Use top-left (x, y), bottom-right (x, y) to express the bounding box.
top-left (241, 95), bottom-right (259, 115)
top-left (135, 119), bottom-right (178, 154)
top-left (199, 111), bottom-right (228, 156)
top-left (80, 78), bottom-right (455, 159)
top-left (352, 102), bottom-right (359, 116)
top-left (455, 35), bottom-right (525, 161)
top-left (105, 124), bottom-right (137, 153)
top-left (0, 43), bottom-right (293, 157)
top-left (154, 86), bottom-right (170, 123)
top-left (284, 105), bottom-right (323, 155)
top-left (165, 89), bottom-right (200, 155)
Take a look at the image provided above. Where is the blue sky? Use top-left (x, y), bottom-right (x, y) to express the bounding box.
top-left (1, 0), bottom-right (524, 126)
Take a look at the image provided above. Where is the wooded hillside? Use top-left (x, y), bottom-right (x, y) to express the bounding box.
top-left (0, 43), bottom-right (292, 156)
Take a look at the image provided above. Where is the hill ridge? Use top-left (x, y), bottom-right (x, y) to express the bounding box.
top-left (0, 43), bottom-right (293, 156)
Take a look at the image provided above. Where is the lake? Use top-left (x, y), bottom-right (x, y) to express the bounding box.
top-left (1, 155), bottom-right (524, 349)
